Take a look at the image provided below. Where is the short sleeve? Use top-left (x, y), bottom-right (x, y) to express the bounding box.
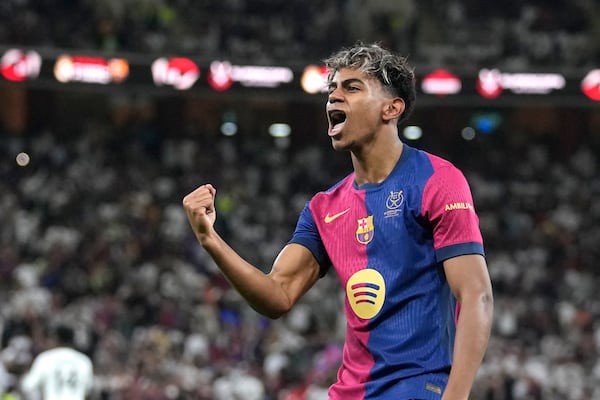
top-left (421, 164), bottom-right (484, 262)
top-left (288, 202), bottom-right (331, 276)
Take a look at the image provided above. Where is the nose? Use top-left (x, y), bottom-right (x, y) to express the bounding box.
top-left (328, 88), bottom-right (342, 104)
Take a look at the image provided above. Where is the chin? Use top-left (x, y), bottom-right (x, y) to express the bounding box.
top-left (331, 137), bottom-right (352, 152)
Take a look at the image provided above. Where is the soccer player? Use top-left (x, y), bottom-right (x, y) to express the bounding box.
top-left (183, 42), bottom-right (494, 399)
top-left (20, 325), bottom-right (94, 400)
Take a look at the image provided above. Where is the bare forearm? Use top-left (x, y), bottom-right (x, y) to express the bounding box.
top-left (199, 230), bottom-right (292, 318)
top-left (183, 184), bottom-right (309, 318)
top-left (444, 291), bottom-right (494, 399)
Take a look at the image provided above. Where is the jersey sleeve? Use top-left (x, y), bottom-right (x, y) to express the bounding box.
top-left (422, 163), bottom-right (484, 262)
top-left (20, 354), bottom-right (44, 394)
top-left (288, 202), bottom-right (331, 277)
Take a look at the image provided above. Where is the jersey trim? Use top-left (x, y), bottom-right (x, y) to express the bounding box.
top-left (435, 242), bottom-right (485, 262)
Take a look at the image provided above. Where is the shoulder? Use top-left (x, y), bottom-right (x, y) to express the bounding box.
top-left (68, 348), bottom-right (93, 365)
top-left (51, 348), bottom-right (92, 365)
top-left (419, 149), bottom-right (458, 172)
top-left (413, 149), bottom-right (467, 185)
top-left (33, 348), bottom-right (56, 363)
top-left (397, 146), bottom-right (463, 191)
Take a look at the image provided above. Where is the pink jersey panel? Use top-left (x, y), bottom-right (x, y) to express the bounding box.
top-left (422, 154), bottom-right (483, 252)
top-left (309, 176), bottom-right (374, 400)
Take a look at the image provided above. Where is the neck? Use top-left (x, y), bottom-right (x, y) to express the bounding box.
top-left (351, 138), bottom-right (403, 186)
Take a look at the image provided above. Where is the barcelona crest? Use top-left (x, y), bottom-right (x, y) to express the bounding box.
top-left (356, 215), bottom-right (374, 244)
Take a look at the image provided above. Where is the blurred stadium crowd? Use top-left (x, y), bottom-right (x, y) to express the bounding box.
top-left (1, 1), bottom-right (600, 400)
top-left (1, 0), bottom-right (599, 68)
top-left (0, 101), bottom-right (598, 399)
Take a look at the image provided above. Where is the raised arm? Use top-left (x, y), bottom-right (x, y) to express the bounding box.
top-left (183, 184), bottom-right (321, 318)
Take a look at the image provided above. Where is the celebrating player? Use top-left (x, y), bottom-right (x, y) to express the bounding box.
top-left (183, 42), bottom-right (493, 399)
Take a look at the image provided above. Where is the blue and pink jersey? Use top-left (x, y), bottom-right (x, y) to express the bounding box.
top-left (289, 145), bottom-right (484, 399)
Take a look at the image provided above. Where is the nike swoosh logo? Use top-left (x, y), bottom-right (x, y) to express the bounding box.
top-left (324, 208), bottom-right (350, 223)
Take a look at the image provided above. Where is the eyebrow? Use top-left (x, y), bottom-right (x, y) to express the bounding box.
top-left (327, 78), bottom-right (365, 90)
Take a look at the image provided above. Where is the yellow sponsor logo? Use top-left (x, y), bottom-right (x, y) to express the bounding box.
top-left (346, 269), bottom-right (385, 319)
top-left (444, 202), bottom-right (473, 211)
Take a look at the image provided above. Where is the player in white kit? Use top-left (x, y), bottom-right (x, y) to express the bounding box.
top-left (20, 325), bottom-right (94, 400)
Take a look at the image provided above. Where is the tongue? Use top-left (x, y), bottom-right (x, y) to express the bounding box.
top-left (329, 121), bottom-right (345, 136)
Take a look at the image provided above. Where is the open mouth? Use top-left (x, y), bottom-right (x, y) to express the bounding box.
top-left (329, 110), bottom-right (346, 125)
top-left (328, 110), bottom-right (346, 136)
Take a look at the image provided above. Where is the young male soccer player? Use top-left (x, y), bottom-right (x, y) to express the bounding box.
top-left (183, 42), bottom-right (494, 399)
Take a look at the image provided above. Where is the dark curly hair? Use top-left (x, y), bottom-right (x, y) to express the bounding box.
top-left (323, 42), bottom-right (416, 123)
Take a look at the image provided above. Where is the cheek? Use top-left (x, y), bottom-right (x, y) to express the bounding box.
top-left (353, 102), bottom-right (382, 125)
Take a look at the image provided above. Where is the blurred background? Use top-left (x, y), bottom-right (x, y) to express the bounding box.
top-left (1, 0), bottom-right (600, 399)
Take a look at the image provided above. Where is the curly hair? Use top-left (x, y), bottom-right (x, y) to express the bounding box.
top-left (323, 42), bottom-right (416, 123)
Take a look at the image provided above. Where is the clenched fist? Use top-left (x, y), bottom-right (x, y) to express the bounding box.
top-left (182, 184), bottom-right (217, 240)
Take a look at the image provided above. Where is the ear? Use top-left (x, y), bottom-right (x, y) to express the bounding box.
top-left (382, 98), bottom-right (405, 122)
